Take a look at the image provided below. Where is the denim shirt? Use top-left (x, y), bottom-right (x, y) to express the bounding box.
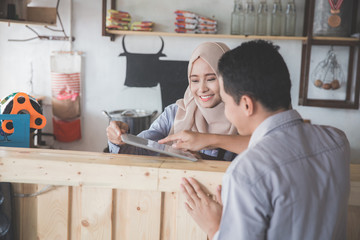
top-left (214, 110), bottom-right (350, 240)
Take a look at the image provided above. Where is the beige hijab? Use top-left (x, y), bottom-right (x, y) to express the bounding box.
top-left (170, 42), bottom-right (237, 135)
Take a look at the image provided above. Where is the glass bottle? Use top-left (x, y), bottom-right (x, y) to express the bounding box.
top-left (231, 0), bottom-right (244, 35)
top-left (256, 1), bottom-right (268, 35)
top-left (271, 0), bottom-right (282, 36)
top-left (244, 0), bottom-right (255, 35)
top-left (285, 0), bottom-right (296, 36)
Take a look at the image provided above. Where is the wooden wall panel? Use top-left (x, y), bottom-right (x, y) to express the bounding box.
top-left (158, 168), bottom-right (224, 194)
top-left (347, 206), bottom-right (360, 240)
top-left (160, 192), bottom-right (177, 240)
top-left (79, 187), bottom-right (113, 240)
top-left (347, 180), bottom-right (360, 240)
top-left (37, 185), bottom-right (69, 240)
top-left (349, 182), bottom-right (360, 206)
top-left (114, 189), bottom-right (161, 240)
top-left (176, 193), bottom-right (207, 240)
top-left (70, 186), bottom-right (82, 240)
top-left (13, 183), bottom-right (38, 240)
top-left (3, 150), bottom-right (359, 240)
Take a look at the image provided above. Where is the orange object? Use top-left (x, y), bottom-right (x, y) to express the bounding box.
top-left (52, 117), bottom-right (81, 142)
top-left (1, 92), bottom-right (46, 134)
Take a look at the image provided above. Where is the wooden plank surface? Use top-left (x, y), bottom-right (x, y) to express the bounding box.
top-left (158, 168), bottom-right (224, 194)
top-left (160, 192), bottom-right (177, 240)
top-left (106, 29), bottom-right (307, 40)
top-left (2, 148), bottom-right (359, 240)
top-left (349, 182), bottom-right (360, 206)
top-left (13, 183), bottom-right (38, 240)
top-left (0, 148), bottom-right (161, 190)
top-left (70, 186), bottom-right (82, 240)
top-left (158, 159), bottom-right (228, 194)
top-left (351, 164), bottom-right (360, 182)
top-left (79, 187), bottom-right (113, 240)
top-left (37, 185), bottom-right (69, 240)
top-left (114, 190), bottom-right (162, 239)
top-left (347, 206), bottom-right (360, 240)
top-left (26, 7), bottom-right (56, 25)
top-left (348, 164), bottom-right (360, 240)
top-left (176, 193), bottom-right (207, 240)
top-left (349, 164), bottom-right (360, 206)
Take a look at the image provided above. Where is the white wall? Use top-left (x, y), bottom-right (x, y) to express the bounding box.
top-left (0, 0), bottom-right (359, 163)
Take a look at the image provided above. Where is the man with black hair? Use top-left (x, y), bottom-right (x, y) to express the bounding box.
top-left (180, 40), bottom-right (350, 240)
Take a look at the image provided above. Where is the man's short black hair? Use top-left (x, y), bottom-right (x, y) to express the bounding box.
top-left (218, 40), bottom-right (292, 111)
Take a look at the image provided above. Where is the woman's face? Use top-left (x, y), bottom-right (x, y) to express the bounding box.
top-left (189, 58), bottom-right (221, 108)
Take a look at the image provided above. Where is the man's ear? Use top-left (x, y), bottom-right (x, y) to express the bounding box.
top-left (240, 95), bottom-right (254, 116)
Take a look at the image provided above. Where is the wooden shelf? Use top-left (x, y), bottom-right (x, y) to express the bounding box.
top-left (312, 36), bottom-right (360, 42)
top-left (107, 29), bottom-right (360, 42)
top-left (0, 7), bottom-right (56, 26)
top-left (106, 29), bottom-right (307, 41)
top-left (0, 19), bottom-right (56, 26)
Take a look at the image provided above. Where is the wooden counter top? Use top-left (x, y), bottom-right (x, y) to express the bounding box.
top-left (1, 147), bottom-right (359, 192)
top-left (1, 147), bottom-right (359, 240)
top-left (0, 147), bottom-right (229, 194)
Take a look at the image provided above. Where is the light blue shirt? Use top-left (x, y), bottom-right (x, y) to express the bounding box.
top-left (214, 110), bottom-right (350, 240)
top-left (108, 104), bottom-right (235, 161)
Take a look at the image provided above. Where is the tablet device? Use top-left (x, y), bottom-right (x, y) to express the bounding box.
top-left (121, 134), bottom-right (198, 162)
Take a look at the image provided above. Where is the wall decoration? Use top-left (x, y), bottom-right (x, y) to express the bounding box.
top-left (313, 0), bottom-right (353, 37)
top-left (309, 46), bottom-right (347, 100)
top-left (119, 36), bottom-right (188, 110)
top-left (50, 51), bottom-right (82, 142)
top-left (299, 43), bottom-right (360, 109)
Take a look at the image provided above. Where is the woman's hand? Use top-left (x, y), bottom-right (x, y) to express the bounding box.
top-left (158, 130), bottom-right (211, 151)
top-left (181, 177), bottom-right (223, 240)
top-left (106, 121), bottom-right (129, 145)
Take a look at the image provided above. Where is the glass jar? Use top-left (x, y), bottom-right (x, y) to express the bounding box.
top-left (231, 0), bottom-right (244, 35)
top-left (271, 0), bottom-right (282, 36)
top-left (244, 0), bottom-right (256, 35)
top-left (256, 1), bottom-right (268, 35)
top-left (285, 0), bottom-right (296, 36)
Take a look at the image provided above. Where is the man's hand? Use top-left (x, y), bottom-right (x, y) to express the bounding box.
top-left (180, 177), bottom-right (222, 240)
top-left (161, 132), bottom-right (251, 155)
top-left (158, 130), bottom-right (210, 151)
top-left (106, 121), bottom-right (129, 145)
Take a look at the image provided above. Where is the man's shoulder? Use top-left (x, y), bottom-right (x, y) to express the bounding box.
top-left (227, 122), bottom-right (349, 185)
top-left (260, 122), bottom-right (349, 158)
top-left (299, 123), bottom-right (349, 152)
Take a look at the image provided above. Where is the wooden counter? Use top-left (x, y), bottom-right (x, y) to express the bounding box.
top-left (0, 147), bottom-right (359, 240)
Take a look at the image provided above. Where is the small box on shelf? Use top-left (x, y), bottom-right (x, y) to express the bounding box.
top-left (26, 7), bottom-right (56, 25)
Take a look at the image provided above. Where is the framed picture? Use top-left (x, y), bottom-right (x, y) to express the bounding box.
top-left (299, 41), bottom-right (360, 109)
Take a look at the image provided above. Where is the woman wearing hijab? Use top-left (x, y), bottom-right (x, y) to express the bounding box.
top-left (106, 42), bottom-right (248, 160)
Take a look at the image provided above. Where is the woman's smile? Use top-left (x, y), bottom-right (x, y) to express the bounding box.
top-left (199, 94), bottom-right (214, 102)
